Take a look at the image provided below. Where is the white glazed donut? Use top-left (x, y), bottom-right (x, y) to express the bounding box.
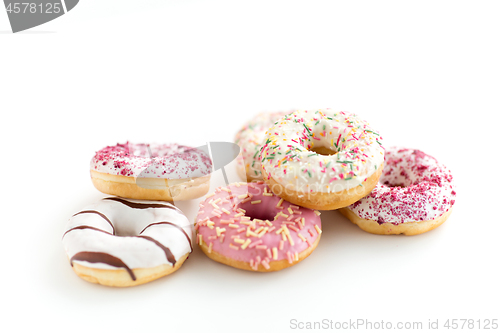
top-left (90, 142), bottom-right (212, 201)
top-left (234, 111), bottom-right (290, 181)
top-left (62, 197), bottom-right (193, 287)
top-left (339, 147), bottom-right (456, 235)
top-left (260, 109), bottom-right (385, 210)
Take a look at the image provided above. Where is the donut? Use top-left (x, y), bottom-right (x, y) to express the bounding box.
top-left (195, 181), bottom-right (322, 272)
top-left (234, 111), bottom-right (290, 182)
top-left (90, 142), bottom-right (212, 201)
top-left (339, 147), bottom-right (456, 235)
top-left (260, 109), bottom-right (384, 210)
top-left (62, 197), bottom-right (193, 287)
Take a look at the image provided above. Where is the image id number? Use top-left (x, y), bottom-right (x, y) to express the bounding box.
top-left (444, 319), bottom-right (498, 330)
top-left (6, 3), bottom-right (62, 14)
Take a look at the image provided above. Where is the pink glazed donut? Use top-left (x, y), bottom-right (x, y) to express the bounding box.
top-left (339, 147), bottom-right (456, 235)
top-left (195, 182), bottom-right (322, 272)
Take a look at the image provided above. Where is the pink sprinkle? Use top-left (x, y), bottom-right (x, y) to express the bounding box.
top-left (306, 238), bottom-right (312, 248)
top-left (286, 251), bottom-right (293, 264)
top-left (248, 240), bottom-right (263, 248)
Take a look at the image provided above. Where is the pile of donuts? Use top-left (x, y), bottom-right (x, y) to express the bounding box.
top-left (62, 109), bottom-right (456, 287)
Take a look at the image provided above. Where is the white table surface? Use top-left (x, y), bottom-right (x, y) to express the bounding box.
top-left (1, 1), bottom-right (499, 332)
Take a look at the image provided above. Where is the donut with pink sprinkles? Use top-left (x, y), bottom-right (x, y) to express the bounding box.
top-left (195, 182), bottom-right (322, 271)
top-left (339, 147), bottom-right (456, 235)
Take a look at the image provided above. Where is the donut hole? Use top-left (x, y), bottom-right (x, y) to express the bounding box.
top-left (238, 201), bottom-right (276, 222)
top-left (309, 146), bottom-right (337, 156)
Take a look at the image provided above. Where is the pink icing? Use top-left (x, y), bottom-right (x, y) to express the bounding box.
top-left (195, 182), bottom-right (322, 270)
top-left (348, 147), bottom-right (456, 225)
top-left (91, 142), bottom-right (212, 179)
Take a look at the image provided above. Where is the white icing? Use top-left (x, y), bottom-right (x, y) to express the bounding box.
top-left (348, 147), bottom-right (456, 224)
top-left (62, 198), bottom-right (193, 270)
top-left (90, 142), bottom-right (212, 179)
top-left (234, 111), bottom-right (290, 180)
top-left (260, 109), bottom-right (384, 193)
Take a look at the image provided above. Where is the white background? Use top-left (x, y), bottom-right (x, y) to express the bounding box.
top-left (1, 1), bottom-right (499, 332)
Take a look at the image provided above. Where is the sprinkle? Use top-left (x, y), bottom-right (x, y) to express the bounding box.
top-left (249, 240), bottom-right (263, 248)
top-left (241, 239), bottom-right (252, 250)
top-left (215, 227), bottom-right (226, 237)
top-left (272, 247), bottom-right (278, 260)
top-left (279, 240), bottom-right (284, 250)
top-left (229, 243), bottom-right (239, 250)
top-left (208, 242), bottom-right (213, 253)
top-left (247, 229), bottom-right (259, 238)
top-left (237, 194), bottom-right (248, 199)
top-left (251, 200), bottom-right (262, 204)
top-left (256, 245), bottom-right (268, 250)
top-left (314, 225), bottom-right (322, 234)
top-left (298, 233), bottom-right (307, 242)
top-left (233, 238), bottom-right (245, 244)
top-left (314, 210), bottom-right (321, 216)
top-left (257, 227), bottom-right (269, 238)
top-left (221, 208), bottom-right (231, 215)
top-left (276, 198), bottom-right (284, 208)
top-left (228, 223), bottom-right (240, 228)
top-left (286, 251), bottom-right (293, 264)
top-left (198, 234), bottom-right (203, 245)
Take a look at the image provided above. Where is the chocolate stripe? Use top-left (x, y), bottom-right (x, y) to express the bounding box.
top-left (137, 235), bottom-right (177, 266)
top-left (72, 210), bottom-right (115, 235)
top-left (104, 197), bottom-right (179, 211)
top-left (63, 225), bottom-right (113, 239)
top-left (139, 221), bottom-right (193, 252)
top-left (70, 251), bottom-right (136, 281)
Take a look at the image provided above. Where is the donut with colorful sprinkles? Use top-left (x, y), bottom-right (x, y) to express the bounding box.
top-left (195, 182), bottom-right (322, 272)
top-left (260, 109), bottom-right (385, 210)
top-left (339, 147), bottom-right (456, 235)
top-left (90, 142), bottom-right (212, 201)
top-left (234, 111), bottom-right (290, 181)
